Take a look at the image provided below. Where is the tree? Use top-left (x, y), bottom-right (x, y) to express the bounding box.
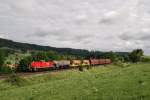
top-left (32, 52), bottom-right (48, 61)
top-left (103, 52), bottom-right (121, 62)
top-left (18, 56), bottom-right (32, 72)
top-left (129, 49), bottom-right (144, 63)
top-left (0, 49), bottom-right (5, 71)
top-left (46, 51), bottom-right (60, 60)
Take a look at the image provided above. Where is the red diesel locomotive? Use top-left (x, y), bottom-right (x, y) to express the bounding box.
top-left (31, 61), bottom-right (54, 71)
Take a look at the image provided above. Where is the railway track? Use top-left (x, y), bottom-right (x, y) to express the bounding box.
top-left (0, 68), bottom-right (73, 80)
top-left (0, 65), bottom-right (107, 80)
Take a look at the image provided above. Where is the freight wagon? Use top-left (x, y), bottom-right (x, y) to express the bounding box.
top-left (99, 59), bottom-right (107, 65)
top-left (105, 59), bottom-right (112, 64)
top-left (90, 59), bottom-right (100, 65)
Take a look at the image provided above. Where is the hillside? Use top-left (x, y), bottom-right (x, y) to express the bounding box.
top-left (0, 38), bottom-right (91, 57)
top-left (0, 38), bottom-right (129, 58)
top-left (0, 63), bottom-right (150, 100)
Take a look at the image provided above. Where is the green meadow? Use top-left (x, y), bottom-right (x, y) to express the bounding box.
top-left (0, 63), bottom-right (150, 100)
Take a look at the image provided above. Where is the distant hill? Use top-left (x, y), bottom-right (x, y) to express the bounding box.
top-left (0, 38), bottom-right (129, 58)
top-left (0, 38), bottom-right (92, 57)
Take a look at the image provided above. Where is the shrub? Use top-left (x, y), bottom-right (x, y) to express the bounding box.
top-left (86, 65), bottom-right (92, 70)
top-left (86, 65), bottom-right (90, 70)
top-left (114, 61), bottom-right (130, 68)
top-left (0, 49), bottom-right (5, 72)
top-left (141, 57), bottom-right (150, 62)
top-left (78, 65), bottom-right (84, 72)
top-left (0, 66), bottom-right (13, 74)
top-left (18, 56), bottom-right (32, 72)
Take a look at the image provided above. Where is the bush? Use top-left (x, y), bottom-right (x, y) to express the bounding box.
top-left (86, 65), bottom-right (92, 70)
top-left (86, 65), bottom-right (90, 70)
top-left (18, 56), bottom-right (32, 72)
top-left (78, 65), bottom-right (84, 72)
top-left (5, 73), bottom-right (27, 86)
top-left (114, 61), bottom-right (130, 68)
top-left (141, 57), bottom-right (150, 62)
top-left (0, 66), bottom-right (13, 74)
top-left (0, 49), bottom-right (5, 71)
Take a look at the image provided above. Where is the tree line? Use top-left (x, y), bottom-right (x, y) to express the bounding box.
top-left (0, 47), bottom-right (148, 73)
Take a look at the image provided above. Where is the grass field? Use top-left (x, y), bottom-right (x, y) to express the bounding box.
top-left (0, 63), bottom-right (150, 100)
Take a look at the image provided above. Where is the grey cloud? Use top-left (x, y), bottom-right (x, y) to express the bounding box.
top-left (0, 0), bottom-right (150, 54)
top-left (73, 34), bottom-right (93, 42)
top-left (99, 11), bottom-right (117, 24)
top-left (30, 27), bottom-right (93, 43)
top-left (27, 28), bottom-right (70, 37)
top-left (119, 33), bottom-right (134, 41)
top-left (116, 29), bottom-right (150, 55)
top-left (119, 30), bottom-right (150, 41)
top-left (56, 34), bottom-right (93, 43)
top-left (33, 32), bottom-right (50, 37)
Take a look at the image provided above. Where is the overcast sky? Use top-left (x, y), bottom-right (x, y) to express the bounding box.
top-left (0, 0), bottom-right (150, 54)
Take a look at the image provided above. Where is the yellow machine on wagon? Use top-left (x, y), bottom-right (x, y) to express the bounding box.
top-left (70, 60), bottom-right (81, 68)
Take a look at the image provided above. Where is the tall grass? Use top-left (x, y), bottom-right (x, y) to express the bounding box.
top-left (4, 73), bottom-right (28, 86)
top-left (0, 63), bottom-right (150, 100)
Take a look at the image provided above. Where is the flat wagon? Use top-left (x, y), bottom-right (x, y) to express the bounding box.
top-left (54, 60), bottom-right (70, 69)
top-left (70, 60), bottom-right (81, 68)
top-left (82, 60), bottom-right (90, 66)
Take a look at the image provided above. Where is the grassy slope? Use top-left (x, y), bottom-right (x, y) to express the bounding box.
top-left (0, 63), bottom-right (150, 100)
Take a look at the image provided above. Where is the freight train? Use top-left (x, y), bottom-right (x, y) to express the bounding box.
top-left (30, 59), bottom-right (112, 71)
